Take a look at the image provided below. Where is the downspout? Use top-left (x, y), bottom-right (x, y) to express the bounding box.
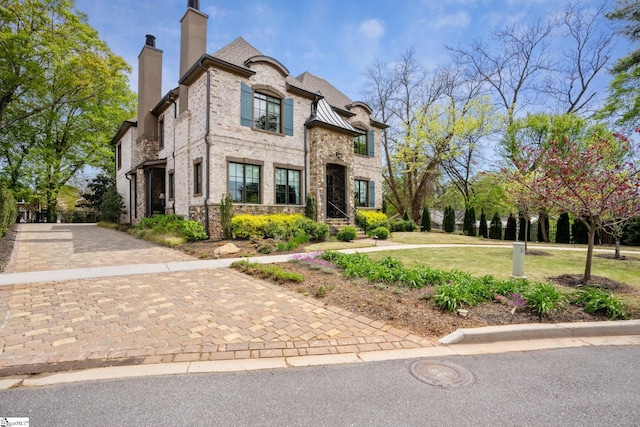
top-left (170, 95), bottom-right (177, 214)
top-left (197, 60), bottom-right (211, 238)
top-left (304, 126), bottom-right (308, 215)
top-left (124, 174), bottom-right (132, 224)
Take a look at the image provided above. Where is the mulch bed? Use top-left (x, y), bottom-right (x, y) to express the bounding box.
top-left (0, 224), bottom-right (17, 273)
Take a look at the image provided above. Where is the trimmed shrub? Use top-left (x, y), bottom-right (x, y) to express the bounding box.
top-left (372, 226), bottom-right (390, 240)
top-left (294, 217), bottom-right (329, 241)
top-left (464, 206), bottom-right (477, 236)
top-left (220, 193), bottom-right (233, 239)
top-left (443, 206), bottom-right (455, 233)
top-left (556, 212), bottom-right (571, 244)
top-left (336, 226), bottom-right (357, 242)
top-left (421, 206), bottom-right (431, 232)
top-left (305, 193), bottom-right (316, 220)
top-left (134, 214), bottom-right (207, 242)
top-left (489, 213), bottom-right (503, 240)
top-left (231, 213), bottom-right (303, 239)
top-left (355, 210), bottom-right (389, 231)
top-left (504, 213), bottom-right (517, 241)
top-left (390, 219), bottom-right (416, 232)
top-left (478, 210), bottom-right (488, 238)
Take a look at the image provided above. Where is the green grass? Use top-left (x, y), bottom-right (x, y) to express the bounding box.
top-left (304, 241), bottom-right (373, 252)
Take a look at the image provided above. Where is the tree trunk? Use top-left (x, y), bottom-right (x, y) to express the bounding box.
top-left (614, 237), bottom-right (621, 260)
top-left (584, 226), bottom-right (595, 283)
top-left (539, 211), bottom-right (549, 243)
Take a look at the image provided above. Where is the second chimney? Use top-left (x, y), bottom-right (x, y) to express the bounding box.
top-left (137, 34), bottom-right (162, 142)
top-left (179, 1), bottom-right (208, 114)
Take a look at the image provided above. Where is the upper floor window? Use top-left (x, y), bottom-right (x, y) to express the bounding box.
top-left (159, 118), bottom-right (165, 149)
top-left (116, 143), bottom-right (122, 170)
top-left (254, 92), bottom-right (281, 132)
top-left (275, 168), bottom-right (301, 205)
top-left (354, 130), bottom-right (367, 156)
top-left (240, 83), bottom-right (294, 136)
top-left (229, 162), bottom-right (261, 204)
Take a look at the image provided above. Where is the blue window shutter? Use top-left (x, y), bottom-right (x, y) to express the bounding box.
top-left (368, 130), bottom-right (375, 157)
top-left (284, 98), bottom-right (294, 136)
top-left (369, 181), bottom-right (375, 208)
top-left (240, 83), bottom-right (252, 127)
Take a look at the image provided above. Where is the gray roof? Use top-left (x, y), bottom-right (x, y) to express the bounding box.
top-left (211, 38), bottom-right (354, 110)
top-left (295, 72), bottom-right (353, 110)
top-left (212, 37), bottom-right (262, 68)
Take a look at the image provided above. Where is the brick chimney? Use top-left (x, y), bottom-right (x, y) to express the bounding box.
top-left (179, 0), bottom-right (208, 114)
top-left (137, 34), bottom-right (162, 142)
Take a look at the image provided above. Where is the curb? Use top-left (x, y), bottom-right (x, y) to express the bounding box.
top-left (439, 319), bottom-right (640, 345)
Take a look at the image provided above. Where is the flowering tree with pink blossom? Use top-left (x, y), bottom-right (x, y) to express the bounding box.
top-left (507, 115), bottom-right (640, 282)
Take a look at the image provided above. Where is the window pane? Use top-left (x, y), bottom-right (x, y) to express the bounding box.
top-left (229, 162), bottom-right (243, 202)
top-left (245, 165), bottom-right (260, 203)
top-left (355, 180), bottom-right (368, 207)
top-left (288, 170), bottom-right (300, 205)
top-left (275, 168), bottom-right (287, 204)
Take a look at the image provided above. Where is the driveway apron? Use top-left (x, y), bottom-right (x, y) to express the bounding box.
top-left (0, 224), bottom-right (434, 376)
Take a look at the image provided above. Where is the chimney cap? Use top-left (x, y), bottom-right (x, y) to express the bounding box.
top-left (188, 0), bottom-right (200, 10)
top-left (145, 34), bottom-right (156, 48)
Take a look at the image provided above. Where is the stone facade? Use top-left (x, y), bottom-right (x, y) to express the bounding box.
top-left (113, 4), bottom-right (385, 240)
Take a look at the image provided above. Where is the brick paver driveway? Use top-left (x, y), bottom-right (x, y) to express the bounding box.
top-left (0, 224), bottom-right (433, 376)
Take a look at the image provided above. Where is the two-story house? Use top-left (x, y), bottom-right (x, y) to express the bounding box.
top-left (112, 0), bottom-right (386, 239)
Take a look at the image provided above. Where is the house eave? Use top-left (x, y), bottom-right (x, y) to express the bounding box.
top-left (179, 54), bottom-right (255, 86)
top-left (110, 119), bottom-right (137, 146)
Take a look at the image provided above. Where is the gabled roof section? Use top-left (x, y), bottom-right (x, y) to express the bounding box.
top-left (306, 97), bottom-right (361, 135)
top-left (213, 37), bottom-right (263, 68)
top-left (294, 72), bottom-right (353, 110)
top-left (110, 118), bottom-right (137, 146)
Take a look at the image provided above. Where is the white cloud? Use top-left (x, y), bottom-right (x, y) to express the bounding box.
top-left (358, 19), bottom-right (385, 40)
top-left (434, 11), bottom-right (471, 30)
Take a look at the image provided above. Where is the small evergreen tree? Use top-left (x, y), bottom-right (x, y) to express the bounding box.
top-left (381, 199), bottom-right (388, 216)
top-left (402, 211), bottom-right (410, 221)
top-left (444, 206), bottom-right (456, 233)
top-left (467, 206), bottom-right (477, 236)
top-left (305, 193), bottom-right (316, 220)
top-left (556, 212), bottom-right (571, 244)
top-left (518, 214), bottom-right (531, 242)
top-left (624, 218), bottom-right (640, 246)
top-left (220, 193), bottom-right (234, 239)
top-left (489, 213), bottom-right (502, 240)
top-left (463, 207), bottom-right (471, 235)
top-left (421, 206), bottom-right (431, 232)
top-left (478, 210), bottom-right (488, 238)
top-left (504, 213), bottom-right (517, 241)
top-left (99, 187), bottom-right (125, 223)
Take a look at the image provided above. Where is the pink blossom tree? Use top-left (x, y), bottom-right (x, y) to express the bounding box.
top-left (510, 117), bottom-right (640, 282)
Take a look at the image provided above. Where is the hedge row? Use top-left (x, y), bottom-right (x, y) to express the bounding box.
top-left (231, 213), bottom-right (329, 241)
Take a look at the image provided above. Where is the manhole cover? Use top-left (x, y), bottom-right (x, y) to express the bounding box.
top-left (410, 360), bottom-right (475, 388)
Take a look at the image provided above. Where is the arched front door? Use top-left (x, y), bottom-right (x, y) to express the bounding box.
top-left (326, 164), bottom-right (346, 218)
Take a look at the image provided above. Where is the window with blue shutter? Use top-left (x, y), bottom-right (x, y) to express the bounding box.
top-left (240, 83), bottom-right (252, 127)
top-left (369, 181), bottom-right (375, 208)
top-left (284, 98), bottom-right (294, 136)
top-left (368, 130), bottom-right (375, 157)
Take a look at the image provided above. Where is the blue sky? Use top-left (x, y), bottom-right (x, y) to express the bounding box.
top-left (76, 0), bottom-right (631, 105)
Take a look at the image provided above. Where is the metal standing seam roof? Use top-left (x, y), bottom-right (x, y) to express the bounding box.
top-left (308, 97), bottom-right (361, 134)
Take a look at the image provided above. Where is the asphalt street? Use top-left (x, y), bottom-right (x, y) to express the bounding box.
top-left (1, 345), bottom-right (638, 426)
